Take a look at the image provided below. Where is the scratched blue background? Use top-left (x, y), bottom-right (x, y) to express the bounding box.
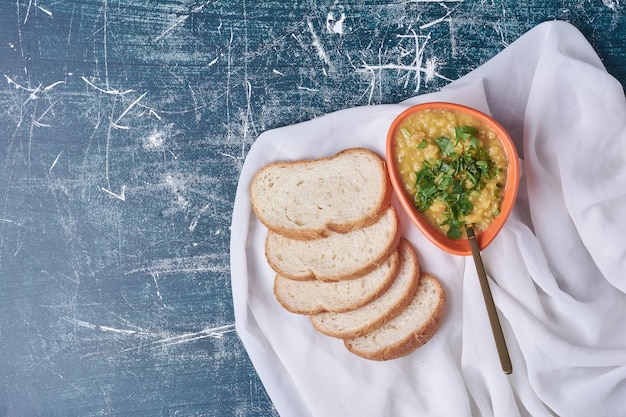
top-left (0, 1), bottom-right (624, 416)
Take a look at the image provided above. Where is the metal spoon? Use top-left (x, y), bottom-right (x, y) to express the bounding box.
top-left (466, 225), bottom-right (512, 374)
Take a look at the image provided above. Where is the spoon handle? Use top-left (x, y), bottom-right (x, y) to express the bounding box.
top-left (466, 226), bottom-right (513, 374)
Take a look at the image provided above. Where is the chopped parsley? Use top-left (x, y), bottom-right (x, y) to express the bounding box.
top-left (414, 125), bottom-right (502, 239)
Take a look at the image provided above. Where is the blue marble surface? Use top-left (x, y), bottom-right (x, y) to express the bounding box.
top-left (0, 1), bottom-right (624, 415)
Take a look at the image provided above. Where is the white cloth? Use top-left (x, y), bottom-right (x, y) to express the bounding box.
top-left (230, 21), bottom-right (626, 417)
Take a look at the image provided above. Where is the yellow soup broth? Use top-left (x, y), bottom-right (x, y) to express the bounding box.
top-left (393, 109), bottom-right (508, 239)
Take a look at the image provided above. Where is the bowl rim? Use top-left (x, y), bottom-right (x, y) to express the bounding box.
top-left (386, 101), bottom-right (520, 256)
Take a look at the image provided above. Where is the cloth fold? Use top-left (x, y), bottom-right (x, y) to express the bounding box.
top-left (230, 21), bottom-right (626, 417)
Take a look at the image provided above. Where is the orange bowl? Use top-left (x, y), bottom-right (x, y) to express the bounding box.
top-left (386, 102), bottom-right (520, 256)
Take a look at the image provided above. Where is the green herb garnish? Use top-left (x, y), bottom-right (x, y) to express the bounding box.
top-left (400, 127), bottom-right (411, 140)
top-left (435, 135), bottom-right (456, 157)
top-left (414, 125), bottom-right (501, 239)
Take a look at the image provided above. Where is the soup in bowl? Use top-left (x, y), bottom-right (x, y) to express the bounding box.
top-left (386, 102), bottom-right (520, 255)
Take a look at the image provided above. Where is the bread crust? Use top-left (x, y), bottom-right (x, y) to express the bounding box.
top-left (250, 148), bottom-right (393, 241)
top-left (343, 273), bottom-right (446, 361)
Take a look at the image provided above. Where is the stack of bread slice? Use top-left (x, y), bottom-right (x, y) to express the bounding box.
top-left (250, 148), bottom-right (446, 360)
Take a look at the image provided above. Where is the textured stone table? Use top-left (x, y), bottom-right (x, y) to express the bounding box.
top-left (0, 1), bottom-right (624, 415)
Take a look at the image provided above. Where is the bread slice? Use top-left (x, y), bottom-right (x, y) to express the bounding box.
top-left (250, 148), bottom-right (392, 240)
top-left (273, 250), bottom-right (400, 315)
top-left (343, 273), bottom-right (446, 361)
top-left (264, 205), bottom-right (400, 281)
top-left (309, 239), bottom-right (420, 338)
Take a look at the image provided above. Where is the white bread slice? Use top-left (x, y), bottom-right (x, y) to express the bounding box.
top-left (344, 273), bottom-right (446, 361)
top-left (265, 205), bottom-right (401, 281)
top-left (273, 250), bottom-right (400, 315)
top-left (309, 239), bottom-right (420, 338)
top-left (250, 148), bottom-right (392, 240)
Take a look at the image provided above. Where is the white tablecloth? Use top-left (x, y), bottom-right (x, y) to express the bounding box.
top-left (230, 21), bottom-right (626, 417)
